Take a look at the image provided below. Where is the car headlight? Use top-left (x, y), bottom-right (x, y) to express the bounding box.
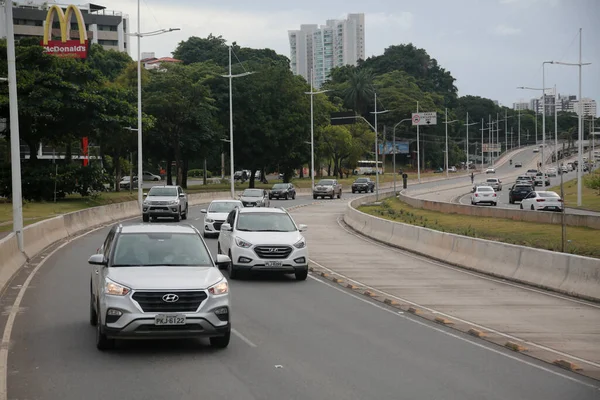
top-left (208, 279), bottom-right (229, 295)
top-left (205, 218), bottom-right (214, 223)
top-left (236, 237), bottom-right (253, 248)
top-left (105, 279), bottom-right (131, 296)
top-left (293, 238), bottom-right (306, 249)
top-left (168, 200), bottom-right (179, 205)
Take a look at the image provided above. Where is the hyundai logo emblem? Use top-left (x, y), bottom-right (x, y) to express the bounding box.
top-left (266, 248), bottom-right (283, 253)
top-left (162, 294), bottom-right (179, 303)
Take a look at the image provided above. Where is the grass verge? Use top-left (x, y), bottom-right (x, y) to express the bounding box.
top-left (359, 197), bottom-right (600, 259)
top-left (548, 172), bottom-right (600, 212)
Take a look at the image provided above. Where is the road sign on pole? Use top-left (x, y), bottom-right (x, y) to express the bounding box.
top-left (412, 112), bottom-right (437, 126)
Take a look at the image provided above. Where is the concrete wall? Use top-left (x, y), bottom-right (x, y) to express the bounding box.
top-left (344, 193), bottom-right (600, 302)
top-left (398, 192), bottom-right (600, 230)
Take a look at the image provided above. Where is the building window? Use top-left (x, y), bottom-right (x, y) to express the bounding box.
top-left (98, 39), bottom-right (119, 46)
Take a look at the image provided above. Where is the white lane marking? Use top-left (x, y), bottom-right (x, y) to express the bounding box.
top-left (307, 275), bottom-right (599, 390)
top-left (232, 328), bottom-right (257, 348)
top-left (0, 223), bottom-right (114, 400)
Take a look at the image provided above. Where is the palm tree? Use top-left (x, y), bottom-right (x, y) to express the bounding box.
top-left (342, 68), bottom-right (375, 116)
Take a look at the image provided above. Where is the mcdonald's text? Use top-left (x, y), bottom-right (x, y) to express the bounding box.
top-left (41, 40), bottom-right (89, 59)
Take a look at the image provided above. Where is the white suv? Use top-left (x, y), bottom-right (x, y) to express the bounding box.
top-left (217, 207), bottom-right (309, 281)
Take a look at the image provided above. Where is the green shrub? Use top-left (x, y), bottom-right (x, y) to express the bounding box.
top-left (188, 169), bottom-right (212, 178)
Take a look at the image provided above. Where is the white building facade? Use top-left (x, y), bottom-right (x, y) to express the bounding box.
top-left (289, 13), bottom-right (365, 88)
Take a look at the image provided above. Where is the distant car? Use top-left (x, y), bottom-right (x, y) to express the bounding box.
top-left (313, 179), bottom-right (342, 199)
top-left (351, 177), bottom-right (375, 193)
top-left (485, 177), bottom-right (502, 191)
top-left (239, 188), bottom-right (270, 207)
top-left (142, 171), bottom-right (161, 181)
top-left (448, 166), bottom-right (457, 173)
top-left (520, 191), bottom-right (563, 212)
top-left (471, 185), bottom-right (497, 206)
top-left (525, 169), bottom-right (538, 178)
top-left (269, 183), bottom-right (296, 200)
top-left (514, 162), bottom-right (522, 168)
top-left (533, 147), bottom-right (540, 153)
top-left (534, 172), bottom-right (550, 187)
top-left (142, 185), bottom-right (188, 222)
top-left (119, 176), bottom-right (138, 189)
top-left (200, 200), bottom-right (243, 238)
top-left (485, 168), bottom-right (496, 174)
top-left (433, 167), bottom-right (444, 174)
top-left (509, 184), bottom-right (534, 204)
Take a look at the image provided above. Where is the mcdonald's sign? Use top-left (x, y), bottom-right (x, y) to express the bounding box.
top-left (40, 4), bottom-right (89, 59)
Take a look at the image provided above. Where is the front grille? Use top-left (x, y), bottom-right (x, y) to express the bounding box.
top-left (150, 206), bottom-right (168, 211)
top-left (132, 291), bottom-right (208, 313)
top-left (151, 201), bottom-right (168, 205)
top-left (254, 245), bottom-right (293, 259)
top-left (135, 324), bottom-right (205, 333)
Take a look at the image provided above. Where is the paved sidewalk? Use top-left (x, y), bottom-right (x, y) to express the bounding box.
top-left (290, 199), bottom-right (600, 378)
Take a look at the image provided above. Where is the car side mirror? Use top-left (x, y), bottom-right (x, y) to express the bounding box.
top-left (200, 209), bottom-right (207, 213)
top-left (88, 254), bottom-right (107, 266)
top-left (179, 193), bottom-right (185, 197)
top-left (298, 224), bottom-right (308, 232)
top-left (221, 223), bottom-right (232, 232)
top-left (215, 254), bottom-right (231, 268)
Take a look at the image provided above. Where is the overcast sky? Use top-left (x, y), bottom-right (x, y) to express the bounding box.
top-left (95, 0), bottom-right (598, 113)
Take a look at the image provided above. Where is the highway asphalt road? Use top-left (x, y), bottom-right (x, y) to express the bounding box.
top-left (3, 195), bottom-right (599, 399)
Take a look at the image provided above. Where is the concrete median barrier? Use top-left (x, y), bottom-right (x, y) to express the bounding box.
top-left (0, 233), bottom-right (28, 290)
top-left (23, 216), bottom-right (69, 259)
top-left (345, 193), bottom-right (600, 302)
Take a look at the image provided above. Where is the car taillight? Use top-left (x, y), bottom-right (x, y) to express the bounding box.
top-left (475, 194), bottom-right (478, 197)
top-left (493, 193), bottom-right (497, 197)
top-left (536, 199), bottom-right (545, 202)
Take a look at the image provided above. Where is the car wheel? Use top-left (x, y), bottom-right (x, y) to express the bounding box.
top-left (181, 205), bottom-right (188, 220)
top-left (520, 204), bottom-right (524, 209)
top-left (493, 202), bottom-right (497, 206)
top-left (295, 268), bottom-right (308, 281)
top-left (371, 188), bottom-right (374, 193)
top-left (209, 329), bottom-right (231, 349)
top-left (174, 208), bottom-right (181, 222)
top-left (313, 195), bottom-right (317, 200)
top-left (142, 214), bottom-right (149, 222)
top-left (228, 252), bottom-right (239, 280)
top-left (96, 305), bottom-right (115, 351)
top-left (269, 195), bottom-right (272, 200)
top-left (352, 189), bottom-right (356, 193)
top-left (531, 205), bottom-right (535, 211)
top-left (217, 242), bottom-right (222, 254)
top-left (337, 191), bottom-right (341, 199)
top-left (154, 177), bottom-right (159, 181)
top-left (292, 193), bottom-right (296, 200)
top-left (330, 195), bottom-right (334, 199)
top-left (284, 193), bottom-right (288, 200)
top-left (89, 290), bottom-right (97, 327)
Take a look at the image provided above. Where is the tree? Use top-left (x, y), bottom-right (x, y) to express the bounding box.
top-left (87, 44), bottom-right (133, 81)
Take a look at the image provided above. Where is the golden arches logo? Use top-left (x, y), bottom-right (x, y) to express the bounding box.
top-left (42, 4), bottom-right (88, 45)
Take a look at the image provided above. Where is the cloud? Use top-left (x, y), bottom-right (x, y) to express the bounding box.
top-left (499, 0), bottom-right (560, 7)
top-left (492, 24), bottom-right (522, 36)
top-left (366, 12), bottom-right (414, 31)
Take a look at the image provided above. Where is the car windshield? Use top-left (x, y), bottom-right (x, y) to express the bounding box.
top-left (272, 184), bottom-right (288, 189)
top-left (539, 192), bottom-right (560, 198)
top-left (236, 212), bottom-right (297, 232)
top-left (515, 186), bottom-right (531, 190)
top-left (242, 189), bottom-right (263, 197)
top-left (112, 233), bottom-right (211, 266)
top-left (355, 178), bottom-right (368, 183)
top-left (318, 180), bottom-right (334, 185)
top-left (208, 202), bottom-right (239, 213)
top-left (478, 187), bottom-right (494, 192)
top-left (148, 187), bottom-right (177, 197)
top-left (486, 179), bottom-right (497, 183)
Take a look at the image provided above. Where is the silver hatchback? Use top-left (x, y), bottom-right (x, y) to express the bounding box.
top-left (88, 223), bottom-right (232, 350)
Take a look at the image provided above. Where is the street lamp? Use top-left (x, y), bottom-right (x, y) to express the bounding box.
top-left (546, 29), bottom-right (592, 206)
top-left (464, 113), bottom-right (478, 169)
top-left (221, 45), bottom-right (255, 199)
top-left (128, 0), bottom-right (179, 210)
top-left (443, 108), bottom-right (459, 178)
top-left (392, 118), bottom-right (411, 193)
top-left (4, 1), bottom-right (24, 251)
top-left (480, 119), bottom-right (491, 172)
top-left (369, 93), bottom-right (390, 200)
top-left (305, 69), bottom-right (331, 192)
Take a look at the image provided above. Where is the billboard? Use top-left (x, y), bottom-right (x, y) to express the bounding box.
top-left (41, 5), bottom-right (89, 59)
top-left (482, 143), bottom-right (501, 153)
top-left (378, 141), bottom-right (409, 155)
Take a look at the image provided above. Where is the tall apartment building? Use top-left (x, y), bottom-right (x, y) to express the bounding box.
top-left (289, 13), bottom-right (365, 88)
top-left (527, 93), bottom-right (596, 116)
top-left (0, 0), bottom-right (130, 54)
top-left (572, 98), bottom-right (597, 117)
top-left (513, 102), bottom-right (529, 111)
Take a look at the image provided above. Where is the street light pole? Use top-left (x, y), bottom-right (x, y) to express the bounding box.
top-left (416, 101), bottom-right (421, 182)
top-left (392, 118), bottom-right (411, 193)
top-left (221, 45), bottom-right (254, 199)
top-left (443, 109), bottom-right (459, 178)
top-left (136, 0), bottom-right (142, 209)
top-left (464, 113), bottom-right (477, 169)
top-left (305, 69), bottom-right (330, 192)
top-left (369, 93), bottom-right (390, 200)
top-left (5, 1), bottom-right (24, 250)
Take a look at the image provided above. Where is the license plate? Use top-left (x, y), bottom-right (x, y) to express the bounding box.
top-left (265, 261), bottom-right (283, 267)
top-left (155, 314), bottom-right (186, 325)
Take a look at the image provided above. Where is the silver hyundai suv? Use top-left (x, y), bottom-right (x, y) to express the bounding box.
top-left (88, 223), bottom-right (232, 350)
top-left (142, 185), bottom-right (188, 222)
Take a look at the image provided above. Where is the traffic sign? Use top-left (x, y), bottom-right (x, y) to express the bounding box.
top-left (412, 112), bottom-right (437, 126)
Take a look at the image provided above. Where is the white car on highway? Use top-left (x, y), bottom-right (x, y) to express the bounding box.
top-left (200, 200), bottom-right (243, 238)
top-left (471, 185), bottom-right (497, 206)
top-left (217, 207), bottom-right (309, 280)
top-left (485, 168), bottom-right (495, 174)
top-left (520, 191), bottom-right (563, 212)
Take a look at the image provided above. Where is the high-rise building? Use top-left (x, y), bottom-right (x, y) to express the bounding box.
top-left (0, 1), bottom-right (130, 54)
top-left (573, 98), bottom-right (597, 117)
top-left (513, 102), bottom-right (529, 111)
top-left (289, 13), bottom-right (365, 88)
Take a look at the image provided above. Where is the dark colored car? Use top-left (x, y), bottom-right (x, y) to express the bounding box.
top-left (351, 177), bottom-right (375, 193)
top-left (509, 184), bottom-right (534, 204)
top-left (515, 162), bottom-right (522, 168)
top-left (269, 183), bottom-right (296, 200)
